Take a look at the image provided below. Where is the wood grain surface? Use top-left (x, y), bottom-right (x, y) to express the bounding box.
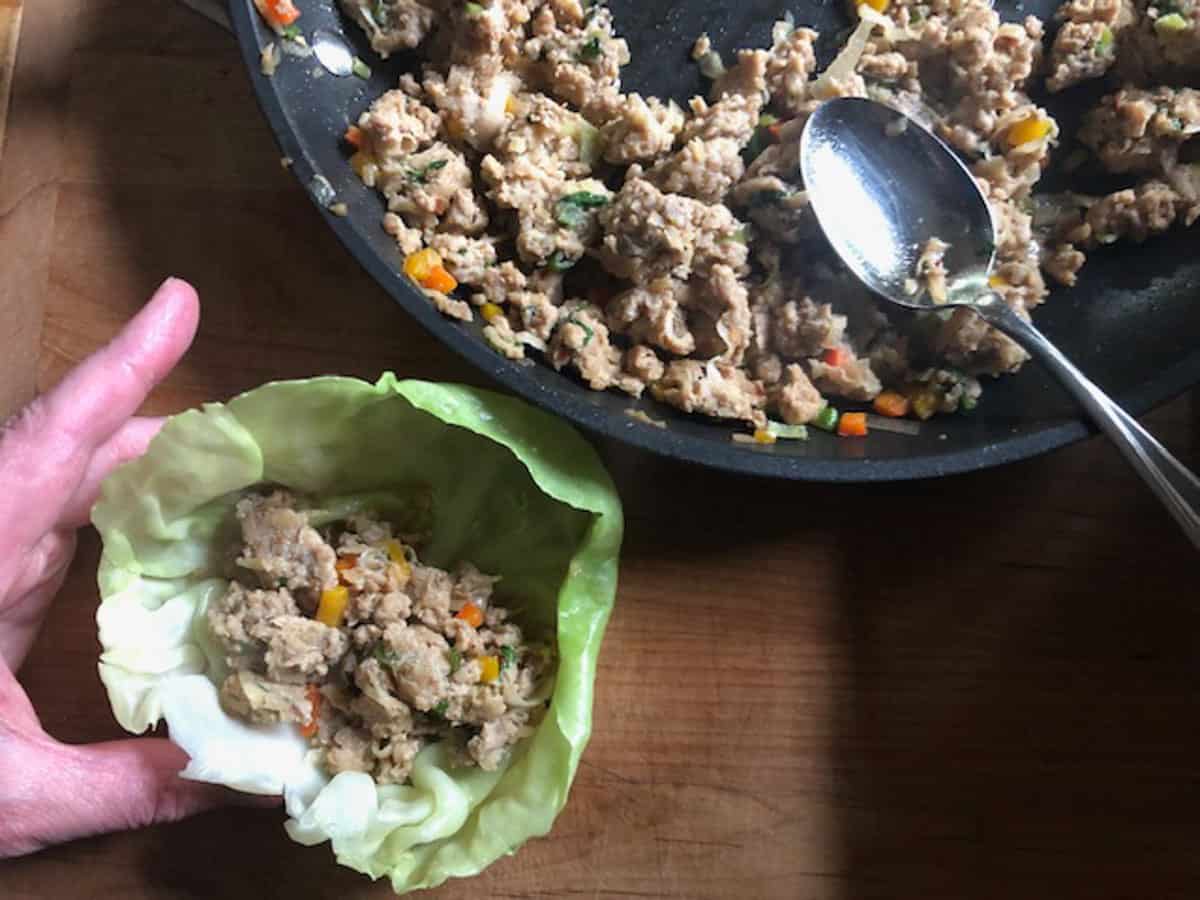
top-left (0, 1), bottom-right (21, 161)
top-left (2, 3), bottom-right (1200, 898)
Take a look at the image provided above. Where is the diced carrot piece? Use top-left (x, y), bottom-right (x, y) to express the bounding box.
top-left (872, 391), bottom-right (910, 418)
top-left (456, 601), bottom-right (485, 629)
top-left (335, 555), bottom-right (357, 584)
top-left (767, 122), bottom-right (784, 142)
top-left (822, 347), bottom-right (848, 367)
top-left (837, 412), bottom-right (868, 437)
top-left (255, 0), bottom-right (301, 28)
top-left (423, 265), bottom-right (458, 294)
top-left (300, 684), bottom-right (321, 738)
top-left (343, 125), bottom-right (364, 149)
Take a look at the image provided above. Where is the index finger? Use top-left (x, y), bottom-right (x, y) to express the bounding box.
top-left (0, 279), bottom-right (199, 554)
top-left (41, 278), bottom-right (199, 449)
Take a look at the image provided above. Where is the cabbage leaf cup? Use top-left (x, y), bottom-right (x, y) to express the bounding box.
top-left (93, 375), bottom-right (622, 893)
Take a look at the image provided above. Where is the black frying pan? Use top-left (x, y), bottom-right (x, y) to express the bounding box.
top-left (229, 0), bottom-right (1200, 481)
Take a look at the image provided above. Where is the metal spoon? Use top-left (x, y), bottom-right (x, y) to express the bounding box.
top-left (311, 29), bottom-right (356, 76)
top-left (801, 96), bottom-right (1200, 548)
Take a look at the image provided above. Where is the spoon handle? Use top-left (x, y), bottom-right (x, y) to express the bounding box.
top-left (978, 296), bottom-right (1200, 550)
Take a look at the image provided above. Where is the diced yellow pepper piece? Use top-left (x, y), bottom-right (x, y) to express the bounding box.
top-left (384, 539), bottom-right (411, 580)
top-left (988, 273), bottom-right (1008, 288)
top-left (481, 302), bottom-right (503, 322)
top-left (403, 248), bottom-right (442, 286)
top-left (858, 0), bottom-right (890, 12)
top-left (504, 95), bottom-right (517, 115)
top-left (1005, 115), bottom-right (1051, 148)
top-left (752, 428), bottom-right (777, 445)
top-left (479, 655), bottom-right (500, 684)
top-left (910, 389), bottom-right (940, 421)
top-left (316, 586), bottom-right (349, 627)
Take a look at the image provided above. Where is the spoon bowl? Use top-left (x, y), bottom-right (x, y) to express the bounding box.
top-left (800, 97), bottom-right (996, 310)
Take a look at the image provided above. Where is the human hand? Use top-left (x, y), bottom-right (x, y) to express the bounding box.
top-left (0, 279), bottom-right (250, 856)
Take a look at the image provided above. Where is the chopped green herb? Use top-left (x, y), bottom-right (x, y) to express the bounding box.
top-left (561, 190), bottom-right (610, 208)
top-left (281, 24), bottom-right (302, 41)
top-left (373, 1), bottom-right (387, 22)
top-left (554, 190), bottom-right (610, 228)
top-left (721, 225), bottom-right (749, 244)
top-left (959, 393), bottom-right (978, 413)
top-left (565, 312), bottom-right (595, 346)
top-left (743, 130), bottom-right (770, 163)
top-left (432, 700), bottom-right (449, 718)
top-left (742, 115), bottom-right (781, 163)
top-left (352, 56), bottom-right (372, 80)
top-left (578, 35), bottom-right (603, 62)
top-left (373, 644), bottom-right (400, 666)
top-left (448, 648), bottom-right (463, 673)
top-left (500, 645), bottom-right (519, 670)
top-left (812, 405), bottom-right (840, 432)
top-left (546, 250), bottom-right (578, 272)
top-left (1096, 25), bottom-right (1114, 53)
top-left (406, 158), bottom-right (449, 183)
top-left (464, 1), bottom-right (485, 16)
top-left (276, 577), bottom-right (287, 587)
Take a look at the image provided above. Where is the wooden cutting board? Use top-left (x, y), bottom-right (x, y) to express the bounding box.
top-left (2, 2), bottom-right (1200, 899)
top-left (0, 0), bottom-right (21, 163)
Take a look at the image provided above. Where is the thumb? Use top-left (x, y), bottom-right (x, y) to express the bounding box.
top-left (0, 734), bottom-right (268, 856)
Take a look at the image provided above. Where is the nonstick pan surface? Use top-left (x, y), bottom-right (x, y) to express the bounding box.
top-left (230, 0), bottom-right (1200, 481)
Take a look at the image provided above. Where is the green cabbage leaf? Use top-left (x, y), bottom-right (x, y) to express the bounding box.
top-left (93, 375), bottom-right (622, 893)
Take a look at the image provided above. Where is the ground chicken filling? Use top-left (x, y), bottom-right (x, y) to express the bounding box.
top-left (209, 491), bottom-right (550, 783)
top-left (334, 0), bottom-right (1200, 429)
